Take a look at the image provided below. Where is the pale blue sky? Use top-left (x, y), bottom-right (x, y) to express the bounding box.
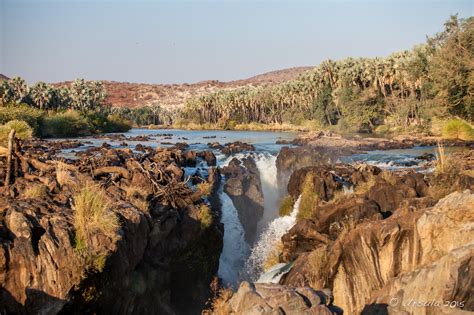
top-left (0, 0), bottom-right (472, 84)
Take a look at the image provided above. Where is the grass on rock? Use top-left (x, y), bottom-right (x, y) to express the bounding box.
top-left (72, 181), bottom-right (119, 251)
top-left (297, 173), bottom-right (318, 220)
top-left (279, 195), bottom-right (295, 217)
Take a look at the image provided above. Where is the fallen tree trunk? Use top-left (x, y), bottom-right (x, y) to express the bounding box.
top-left (4, 130), bottom-right (16, 187)
top-left (93, 166), bottom-right (131, 180)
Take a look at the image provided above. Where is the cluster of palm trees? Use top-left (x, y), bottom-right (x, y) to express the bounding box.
top-left (0, 78), bottom-right (107, 112)
top-left (182, 16), bottom-right (472, 128)
top-left (182, 46), bottom-right (431, 128)
top-left (111, 104), bottom-right (178, 126)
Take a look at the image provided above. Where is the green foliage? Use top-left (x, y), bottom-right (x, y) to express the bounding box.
top-left (40, 110), bottom-right (92, 138)
top-left (442, 119), bottom-right (474, 140)
top-left (297, 174), bottom-right (318, 220)
top-left (0, 120), bottom-right (33, 146)
top-left (5, 120), bottom-right (33, 140)
top-left (279, 195), bottom-right (295, 217)
top-left (429, 15), bottom-right (474, 121)
top-left (0, 104), bottom-right (44, 134)
top-left (179, 16), bottom-right (472, 131)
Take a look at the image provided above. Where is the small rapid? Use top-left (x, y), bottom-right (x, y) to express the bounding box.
top-left (244, 195), bottom-right (302, 281)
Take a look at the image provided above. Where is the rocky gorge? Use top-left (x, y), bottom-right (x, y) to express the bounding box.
top-left (0, 129), bottom-right (473, 314)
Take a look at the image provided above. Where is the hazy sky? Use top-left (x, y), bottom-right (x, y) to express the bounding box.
top-left (0, 0), bottom-right (472, 84)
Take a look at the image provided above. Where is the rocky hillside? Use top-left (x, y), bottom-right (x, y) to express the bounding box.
top-left (0, 74), bottom-right (9, 81)
top-left (56, 67), bottom-right (312, 109)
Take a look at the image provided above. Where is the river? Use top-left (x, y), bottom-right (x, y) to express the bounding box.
top-left (54, 128), bottom-right (447, 287)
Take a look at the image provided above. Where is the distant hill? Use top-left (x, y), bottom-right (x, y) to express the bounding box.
top-left (0, 74), bottom-right (9, 81)
top-left (57, 66), bottom-right (314, 109)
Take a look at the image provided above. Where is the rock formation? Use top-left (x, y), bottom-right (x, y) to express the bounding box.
top-left (221, 156), bottom-right (264, 244)
top-left (0, 140), bottom-right (224, 314)
top-left (221, 282), bottom-right (341, 314)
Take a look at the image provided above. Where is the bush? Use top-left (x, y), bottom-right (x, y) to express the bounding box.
top-left (279, 195), bottom-right (294, 217)
top-left (73, 181), bottom-right (119, 251)
top-left (83, 112), bottom-right (132, 133)
top-left (0, 104), bottom-right (43, 134)
top-left (40, 110), bottom-right (92, 138)
top-left (5, 120), bottom-right (33, 140)
top-left (0, 120), bottom-right (33, 146)
top-left (442, 119), bottom-right (474, 140)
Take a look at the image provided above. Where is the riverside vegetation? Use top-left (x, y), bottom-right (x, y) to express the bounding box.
top-left (0, 78), bottom-right (131, 140)
top-left (176, 16), bottom-right (473, 137)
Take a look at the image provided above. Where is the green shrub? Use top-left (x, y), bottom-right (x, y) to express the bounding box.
top-left (0, 120), bottom-right (33, 146)
top-left (83, 112), bottom-right (132, 133)
top-left (40, 110), bottom-right (92, 138)
top-left (105, 114), bottom-right (132, 132)
top-left (442, 119), bottom-right (474, 140)
top-left (279, 195), bottom-right (295, 217)
top-left (0, 104), bottom-right (43, 134)
top-left (5, 120), bottom-right (33, 139)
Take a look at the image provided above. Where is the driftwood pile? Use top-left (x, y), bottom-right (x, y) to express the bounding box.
top-left (0, 137), bottom-right (217, 210)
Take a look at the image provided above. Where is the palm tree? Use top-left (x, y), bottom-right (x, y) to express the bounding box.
top-left (8, 77), bottom-right (28, 104)
top-left (30, 82), bottom-right (52, 110)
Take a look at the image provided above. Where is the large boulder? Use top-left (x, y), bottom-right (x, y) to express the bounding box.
top-left (281, 190), bottom-right (474, 314)
top-left (222, 157), bottom-right (264, 244)
top-left (223, 281), bottom-right (341, 315)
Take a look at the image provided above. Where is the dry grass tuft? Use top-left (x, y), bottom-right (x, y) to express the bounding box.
top-left (24, 184), bottom-right (48, 199)
top-left (354, 175), bottom-right (376, 195)
top-left (263, 241), bottom-right (284, 271)
top-left (56, 162), bottom-right (76, 188)
top-left (73, 181), bottom-right (119, 251)
top-left (203, 287), bottom-right (234, 315)
top-left (435, 142), bottom-right (449, 175)
top-left (197, 204), bottom-right (213, 229)
top-left (197, 181), bottom-right (212, 197)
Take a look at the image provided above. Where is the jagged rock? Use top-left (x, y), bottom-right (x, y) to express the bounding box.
top-left (184, 150), bottom-right (197, 167)
top-left (221, 141), bottom-right (255, 155)
top-left (281, 190), bottom-right (474, 314)
top-left (198, 150), bottom-right (217, 166)
top-left (224, 282), bottom-right (341, 314)
top-left (287, 166), bottom-right (355, 201)
top-left (222, 157), bottom-right (264, 244)
top-left (0, 144), bottom-right (224, 315)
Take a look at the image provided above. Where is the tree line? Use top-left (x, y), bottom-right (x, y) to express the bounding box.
top-left (180, 15), bottom-right (473, 131)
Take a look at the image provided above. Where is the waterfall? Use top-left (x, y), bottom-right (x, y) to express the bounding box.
top-left (244, 195), bottom-right (302, 281)
top-left (254, 152), bottom-right (281, 233)
top-left (217, 180), bottom-right (251, 287)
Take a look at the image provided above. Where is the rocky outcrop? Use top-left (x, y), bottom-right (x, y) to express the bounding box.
top-left (220, 282), bottom-right (341, 314)
top-left (0, 143), bottom-right (224, 314)
top-left (221, 157), bottom-right (264, 244)
top-left (221, 141), bottom-right (255, 155)
top-left (281, 190), bottom-right (474, 314)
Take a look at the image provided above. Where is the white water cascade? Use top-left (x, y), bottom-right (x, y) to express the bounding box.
top-left (254, 152), bottom-right (281, 233)
top-left (216, 151), bottom-right (290, 285)
top-left (244, 195), bottom-right (302, 281)
top-left (217, 180), bottom-right (251, 287)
